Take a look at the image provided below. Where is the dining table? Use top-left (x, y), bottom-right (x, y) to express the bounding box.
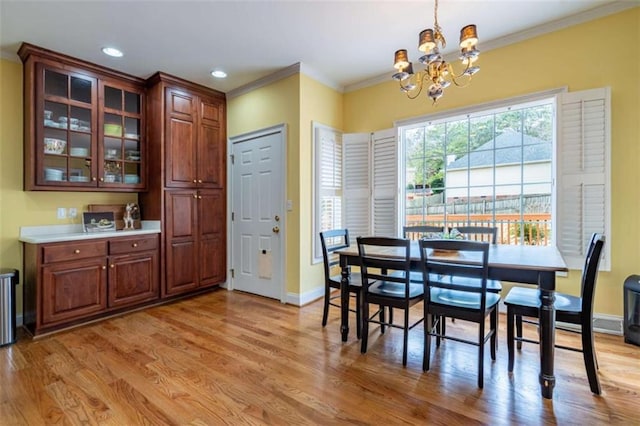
top-left (336, 241), bottom-right (568, 400)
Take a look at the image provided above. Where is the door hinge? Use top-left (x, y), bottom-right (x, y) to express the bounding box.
top-left (230, 154), bottom-right (234, 165)
top-left (231, 211), bottom-right (234, 221)
top-left (231, 268), bottom-right (235, 278)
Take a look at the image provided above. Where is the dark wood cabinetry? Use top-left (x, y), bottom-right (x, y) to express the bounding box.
top-left (23, 234), bottom-right (160, 336)
top-left (140, 73), bottom-right (227, 298)
top-left (19, 43), bottom-right (146, 191)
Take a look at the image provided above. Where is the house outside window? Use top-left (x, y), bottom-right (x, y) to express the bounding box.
top-left (402, 101), bottom-right (554, 245)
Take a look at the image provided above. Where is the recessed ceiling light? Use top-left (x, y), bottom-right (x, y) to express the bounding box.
top-left (211, 70), bottom-right (227, 79)
top-left (102, 47), bottom-right (123, 58)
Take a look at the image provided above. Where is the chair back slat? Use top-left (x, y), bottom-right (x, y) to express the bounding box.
top-left (320, 229), bottom-right (350, 279)
top-left (357, 237), bottom-right (412, 296)
top-left (419, 239), bottom-right (490, 309)
top-left (580, 233), bottom-right (605, 316)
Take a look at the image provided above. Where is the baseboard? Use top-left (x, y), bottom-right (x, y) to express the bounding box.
top-left (286, 286), bottom-right (324, 306)
top-left (16, 313), bottom-right (23, 327)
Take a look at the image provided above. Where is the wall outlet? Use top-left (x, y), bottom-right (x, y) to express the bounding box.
top-left (57, 207), bottom-right (67, 219)
top-left (69, 208), bottom-right (77, 218)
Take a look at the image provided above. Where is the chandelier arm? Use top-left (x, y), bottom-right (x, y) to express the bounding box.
top-left (399, 72), bottom-right (426, 99)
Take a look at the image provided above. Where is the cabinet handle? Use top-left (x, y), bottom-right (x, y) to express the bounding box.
top-left (92, 177), bottom-right (97, 182)
top-left (74, 249), bottom-right (80, 254)
top-left (132, 243), bottom-right (138, 248)
top-left (198, 195), bottom-right (202, 199)
top-left (198, 179), bottom-right (202, 183)
top-left (193, 179), bottom-right (197, 183)
top-left (102, 266), bottom-right (106, 270)
top-left (193, 193), bottom-right (198, 199)
top-left (99, 178), bottom-right (104, 182)
top-left (110, 264), bottom-right (115, 268)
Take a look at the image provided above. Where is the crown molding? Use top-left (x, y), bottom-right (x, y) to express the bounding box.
top-left (227, 63), bottom-right (302, 100)
top-left (344, 0), bottom-right (638, 94)
top-left (227, 62), bottom-right (344, 99)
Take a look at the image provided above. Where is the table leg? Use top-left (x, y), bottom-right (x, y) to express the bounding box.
top-left (340, 260), bottom-right (351, 342)
top-left (538, 272), bottom-right (556, 399)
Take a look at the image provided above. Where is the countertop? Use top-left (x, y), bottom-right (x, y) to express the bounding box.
top-left (19, 221), bottom-right (161, 244)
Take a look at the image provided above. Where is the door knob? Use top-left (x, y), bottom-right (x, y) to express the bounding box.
top-left (272, 226), bottom-right (280, 234)
top-left (274, 215), bottom-right (280, 222)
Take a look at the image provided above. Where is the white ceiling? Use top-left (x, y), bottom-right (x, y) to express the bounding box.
top-left (0, 1), bottom-right (635, 95)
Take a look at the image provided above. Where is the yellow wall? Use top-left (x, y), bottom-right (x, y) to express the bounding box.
top-left (226, 74), bottom-right (301, 295)
top-left (0, 58), bottom-right (138, 316)
top-left (344, 9), bottom-right (640, 316)
top-left (299, 74), bottom-right (344, 294)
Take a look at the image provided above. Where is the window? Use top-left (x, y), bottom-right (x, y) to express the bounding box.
top-left (392, 87), bottom-right (610, 270)
top-left (401, 99), bottom-right (554, 246)
top-left (312, 122), bottom-right (343, 262)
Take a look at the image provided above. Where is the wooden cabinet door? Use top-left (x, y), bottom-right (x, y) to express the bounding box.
top-left (198, 189), bottom-right (226, 287)
top-left (108, 252), bottom-right (159, 308)
top-left (197, 98), bottom-right (224, 188)
top-left (165, 89), bottom-right (197, 188)
top-left (41, 258), bottom-right (107, 326)
top-left (165, 190), bottom-right (199, 296)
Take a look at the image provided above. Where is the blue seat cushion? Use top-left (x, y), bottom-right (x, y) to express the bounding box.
top-left (368, 281), bottom-right (424, 298)
top-left (503, 286), bottom-right (581, 313)
top-left (429, 287), bottom-right (500, 310)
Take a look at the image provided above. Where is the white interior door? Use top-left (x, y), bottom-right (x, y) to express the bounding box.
top-left (230, 125), bottom-right (285, 301)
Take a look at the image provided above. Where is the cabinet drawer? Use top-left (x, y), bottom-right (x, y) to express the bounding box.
top-left (43, 241), bottom-right (107, 263)
top-left (109, 234), bottom-right (158, 255)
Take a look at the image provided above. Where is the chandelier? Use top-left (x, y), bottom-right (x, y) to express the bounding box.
top-left (392, 0), bottom-right (480, 104)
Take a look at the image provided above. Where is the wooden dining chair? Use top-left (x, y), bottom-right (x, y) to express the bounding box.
top-left (320, 229), bottom-right (363, 338)
top-left (420, 239), bottom-right (500, 388)
top-left (504, 233), bottom-right (605, 394)
top-left (357, 236), bottom-right (424, 366)
top-left (455, 226), bottom-right (498, 244)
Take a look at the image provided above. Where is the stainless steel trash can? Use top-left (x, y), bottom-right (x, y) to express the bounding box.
top-left (0, 269), bottom-right (19, 347)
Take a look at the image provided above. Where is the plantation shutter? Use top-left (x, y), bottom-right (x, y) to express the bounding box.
top-left (371, 129), bottom-right (398, 237)
top-left (313, 124), bottom-right (343, 262)
top-left (557, 87), bottom-right (610, 270)
top-left (343, 132), bottom-right (371, 239)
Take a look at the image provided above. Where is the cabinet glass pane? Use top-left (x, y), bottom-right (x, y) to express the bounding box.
top-left (124, 140), bottom-right (140, 162)
top-left (69, 133), bottom-right (91, 157)
top-left (123, 163), bottom-right (141, 184)
top-left (44, 101), bottom-right (67, 128)
top-left (124, 91), bottom-right (140, 114)
top-left (43, 157), bottom-right (67, 182)
top-left (70, 76), bottom-right (92, 104)
top-left (124, 117), bottom-right (140, 139)
top-left (69, 158), bottom-right (92, 183)
top-left (44, 69), bottom-right (67, 98)
top-left (104, 113), bottom-right (123, 137)
top-left (104, 137), bottom-right (122, 159)
top-left (43, 128), bottom-right (67, 155)
top-left (104, 160), bottom-right (122, 183)
top-left (104, 86), bottom-right (122, 110)
top-left (70, 106), bottom-right (91, 131)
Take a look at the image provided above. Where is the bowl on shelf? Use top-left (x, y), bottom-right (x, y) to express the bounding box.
top-left (105, 148), bottom-right (119, 159)
top-left (70, 147), bottom-right (89, 157)
top-left (44, 138), bottom-right (66, 154)
top-left (124, 174), bottom-right (140, 184)
top-left (44, 167), bottom-right (64, 181)
top-left (69, 175), bottom-right (90, 182)
top-left (104, 123), bottom-right (122, 137)
top-left (44, 110), bottom-right (52, 120)
top-left (126, 150), bottom-right (140, 161)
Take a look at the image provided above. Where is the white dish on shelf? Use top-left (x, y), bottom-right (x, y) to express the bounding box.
top-left (124, 174), bottom-right (140, 184)
top-left (69, 175), bottom-right (90, 182)
top-left (44, 168), bottom-right (64, 181)
top-left (70, 147), bottom-right (89, 157)
top-left (124, 133), bottom-right (139, 140)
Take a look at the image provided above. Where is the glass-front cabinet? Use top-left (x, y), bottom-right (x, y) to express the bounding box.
top-left (20, 43), bottom-right (146, 191)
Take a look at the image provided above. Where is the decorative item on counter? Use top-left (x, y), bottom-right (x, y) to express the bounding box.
top-left (88, 204), bottom-right (141, 230)
top-left (123, 203), bottom-right (139, 230)
top-left (82, 211), bottom-right (116, 233)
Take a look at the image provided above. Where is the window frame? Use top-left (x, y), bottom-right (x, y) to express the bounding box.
top-left (312, 122), bottom-right (343, 264)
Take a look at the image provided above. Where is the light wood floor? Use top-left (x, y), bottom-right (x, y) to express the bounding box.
top-left (1, 289), bottom-right (639, 425)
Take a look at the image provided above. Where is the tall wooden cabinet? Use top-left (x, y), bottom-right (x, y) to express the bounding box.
top-left (140, 73), bottom-right (226, 297)
top-left (19, 43), bottom-right (147, 191)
